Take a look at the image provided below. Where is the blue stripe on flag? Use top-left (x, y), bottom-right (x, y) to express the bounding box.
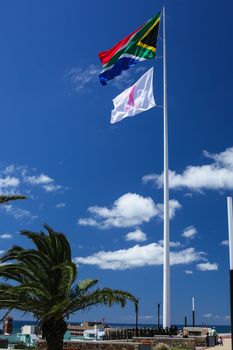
top-left (99, 57), bottom-right (140, 85)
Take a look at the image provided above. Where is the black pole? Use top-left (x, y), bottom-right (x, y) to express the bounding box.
top-left (184, 316), bottom-right (187, 327)
top-left (135, 299), bottom-right (139, 337)
top-left (157, 303), bottom-right (160, 329)
top-left (192, 310), bottom-right (195, 327)
top-left (230, 270), bottom-right (233, 350)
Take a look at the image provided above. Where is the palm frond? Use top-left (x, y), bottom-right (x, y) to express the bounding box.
top-left (0, 195), bottom-right (27, 204)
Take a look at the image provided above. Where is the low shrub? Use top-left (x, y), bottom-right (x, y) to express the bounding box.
top-left (155, 343), bottom-right (170, 350)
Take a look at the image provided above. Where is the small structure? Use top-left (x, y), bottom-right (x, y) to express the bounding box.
top-left (17, 324), bottom-right (40, 347)
top-left (83, 324), bottom-right (105, 340)
top-left (182, 327), bottom-right (209, 337)
top-left (67, 321), bottom-right (105, 337)
top-left (3, 316), bottom-right (13, 335)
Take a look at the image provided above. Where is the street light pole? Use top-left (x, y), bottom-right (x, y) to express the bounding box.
top-left (135, 299), bottom-right (139, 337)
top-left (157, 303), bottom-right (160, 329)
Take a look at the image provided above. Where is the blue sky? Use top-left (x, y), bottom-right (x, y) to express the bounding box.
top-left (0, 0), bottom-right (232, 326)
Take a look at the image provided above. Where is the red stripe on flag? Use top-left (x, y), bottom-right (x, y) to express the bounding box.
top-left (98, 25), bottom-right (143, 65)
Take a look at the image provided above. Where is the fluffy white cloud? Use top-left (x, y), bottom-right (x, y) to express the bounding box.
top-left (220, 240), bottom-right (229, 246)
top-left (0, 234), bottom-right (12, 239)
top-left (125, 229), bottom-right (147, 242)
top-left (197, 262), bottom-right (218, 271)
top-left (0, 176), bottom-right (20, 192)
top-left (185, 270), bottom-right (193, 274)
top-left (56, 203), bottom-right (66, 208)
top-left (203, 313), bottom-right (212, 318)
top-left (78, 193), bottom-right (182, 229)
top-left (158, 240), bottom-right (181, 248)
top-left (156, 199), bottom-right (182, 219)
top-left (143, 147), bottom-right (233, 191)
top-left (43, 184), bottom-right (62, 192)
top-left (181, 226), bottom-right (197, 239)
top-left (25, 173), bottom-right (62, 192)
top-left (25, 174), bottom-right (53, 185)
top-left (0, 164), bottom-right (63, 194)
top-left (75, 242), bottom-right (205, 270)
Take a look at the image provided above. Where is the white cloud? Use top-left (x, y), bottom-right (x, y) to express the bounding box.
top-left (185, 270), bottom-right (193, 274)
top-left (78, 218), bottom-right (99, 227)
top-left (203, 313), bottom-right (212, 318)
top-left (0, 176), bottom-right (20, 192)
top-left (43, 184), bottom-right (62, 192)
top-left (181, 226), bottom-right (197, 239)
top-left (25, 173), bottom-right (62, 193)
top-left (143, 147), bottom-right (233, 191)
top-left (138, 315), bottom-right (153, 320)
top-left (214, 315), bottom-right (221, 320)
top-left (67, 64), bottom-right (147, 92)
top-left (78, 193), bottom-right (182, 229)
top-left (25, 174), bottom-right (53, 185)
top-left (125, 314), bottom-right (153, 321)
top-left (56, 203), bottom-right (66, 208)
top-left (75, 242), bottom-right (205, 270)
top-left (156, 199), bottom-right (182, 220)
top-left (125, 229), bottom-right (147, 242)
top-left (220, 240), bottom-right (229, 246)
top-left (197, 262), bottom-right (218, 271)
top-left (67, 65), bottom-right (99, 92)
top-left (110, 67), bottom-right (146, 90)
top-left (0, 164), bottom-right (63, 194)
top-left (158, 240), bottom-right (181, 248)
top-left (0, 234), bottom-right (12, 239)
top-left (1, 204), bottom-right (38, 221)
top-left (183, 193), bottom-right (193, 198)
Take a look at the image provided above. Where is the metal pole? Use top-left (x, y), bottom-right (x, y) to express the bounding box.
top-left (162, 4), bottom-right (171, 330)
top-left (227, 197), bottom-right (233, 350)
top-left (184, 316), bottom-right (187, 327)
top-left (157, 303), bottom-right (160, 329)
top-left (192, 297), bottom-right (195, 327)
top-left (135, 299), bottom-right (139, 337)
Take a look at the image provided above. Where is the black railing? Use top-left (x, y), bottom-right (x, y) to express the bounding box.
top-left (103, 326), bottom-right (179, 340)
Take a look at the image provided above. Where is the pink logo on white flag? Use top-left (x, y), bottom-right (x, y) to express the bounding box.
top-left (111, 68), bottom-right (156, 124)
top-left (126, 85), bottom-right (136, 111)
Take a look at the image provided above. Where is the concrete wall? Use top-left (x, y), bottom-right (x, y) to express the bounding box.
top-left (64, 342), bottom-right (140, 350)
top-left (36, 335), bottom-right (207, 350)
top-left (36, 340), bottom-right (140, 350)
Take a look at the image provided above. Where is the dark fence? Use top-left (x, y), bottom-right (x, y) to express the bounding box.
top-left (103, 326), bottom-right (178, 340)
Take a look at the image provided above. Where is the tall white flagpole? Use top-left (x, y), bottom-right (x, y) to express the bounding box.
top-left (162, 5), bottom-right (171, 329)
top-left (227, 197), bottom-right (233, 350)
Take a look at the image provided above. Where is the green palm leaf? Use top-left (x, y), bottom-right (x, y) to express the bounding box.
top-left (0, 195), bottom-right (27, 204)
top-left (0, 225), bottom-right (137, 350)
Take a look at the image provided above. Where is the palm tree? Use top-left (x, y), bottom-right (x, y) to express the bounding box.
top-left (0, 225), bottom-right (137, 350)
top-left (0, 195), bottom-right (27, 204)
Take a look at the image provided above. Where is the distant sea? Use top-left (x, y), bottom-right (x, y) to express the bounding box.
top-left (2, 320), bottom-right (230, 335)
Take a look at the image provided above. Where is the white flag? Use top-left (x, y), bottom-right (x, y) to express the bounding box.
top-left (111, 67), bottom-right (156, 124)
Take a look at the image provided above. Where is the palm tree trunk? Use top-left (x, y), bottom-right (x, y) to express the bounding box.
top-left (41, 318), bottom-right (67, 350)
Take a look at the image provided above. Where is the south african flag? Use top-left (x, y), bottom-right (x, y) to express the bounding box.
top-left (98, 11), bottom-right (161, 85)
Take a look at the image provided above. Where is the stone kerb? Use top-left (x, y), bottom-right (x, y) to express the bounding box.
top-left (36, 340), bottom-right (141, 350)
top-left (63, 341), bottom-right (141, 350)
top-left (133, 336), bottom-right (207, 349)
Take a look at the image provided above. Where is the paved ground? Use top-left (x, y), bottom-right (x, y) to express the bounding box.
top-left (208, 338), bottom-right (231, 350)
